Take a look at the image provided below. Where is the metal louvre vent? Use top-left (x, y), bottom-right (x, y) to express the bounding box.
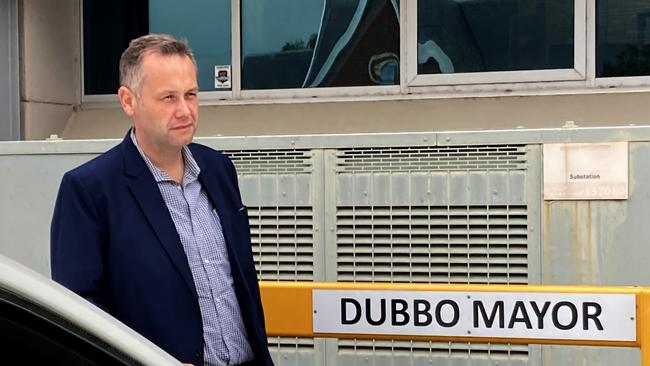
top-left (337, 145), bottom-right (527, 173)
top-left (248, 206), bottom-right (314, 281)
top-left (337, 339), bottom-right (528, 361)
top-left (249, 206), bottom-right (315, 352)
top-left (229, 148), bottom-right (315, 354)
top-left (336, 205), bottom-right (528, 284)
top-left (224, 149), bottom-right (312, 175)
top-left (268, 337), bottom-right (315, 352)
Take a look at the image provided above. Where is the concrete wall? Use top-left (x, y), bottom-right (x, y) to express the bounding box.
top-left (0, 0), bottom-right (19, 140)
top-left (20, 0), bottom-right (79, 140)
top-left (1, 127), bottom-right (649, 365)
top-left (17, 0), bottom-right (650, 141)
top-left (63, 91), bottom-right (650, 139)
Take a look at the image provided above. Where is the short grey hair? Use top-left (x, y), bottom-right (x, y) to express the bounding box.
top-left (119, 33), bottom-right (196, 95)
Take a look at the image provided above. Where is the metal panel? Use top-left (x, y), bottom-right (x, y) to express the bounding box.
top-left (331, 144), bottom-right (532, 366)
top-left (5, 127), bottom-right (650, 365)
top-left (223, 148), bottom-right (323, 365)
top-left (538, 141), bottom-right (650, 366)
top-left (0, 153), bottom-right (99, 275)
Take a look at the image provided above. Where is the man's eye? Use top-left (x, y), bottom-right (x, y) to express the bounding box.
top-left (163, 95), bottom-right (175, 101)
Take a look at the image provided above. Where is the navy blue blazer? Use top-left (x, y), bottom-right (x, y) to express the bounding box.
top-left (51, 133), bottom-right (273, 366)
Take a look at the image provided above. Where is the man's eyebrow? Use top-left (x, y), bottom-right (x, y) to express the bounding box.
top-left (158, 89), bottom-right (179, 95)
top-left (156, 86), bottom-right (198, 95)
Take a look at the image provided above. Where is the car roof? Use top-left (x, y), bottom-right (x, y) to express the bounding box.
top-left (0, 254), bottom-right (180, 365)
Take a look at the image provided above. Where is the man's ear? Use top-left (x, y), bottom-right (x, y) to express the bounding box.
top-left (118, 86), bottom-right (136, 117)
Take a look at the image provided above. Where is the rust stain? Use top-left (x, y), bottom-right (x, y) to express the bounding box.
top-left (542, 201), bottom-right (552, 282)
top-left (572, 201), bottom-right (580, 283)
top-left (542, 200), bottom-right (598, 285)
top-left (586, 201), bottom-right (593, 283)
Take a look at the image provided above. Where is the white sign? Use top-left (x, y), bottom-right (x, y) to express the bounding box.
top-left (543, 142), bottom-right (628, 200)
top-left (214, 65), bottom-right (231, 89)
top-left (312, 290), bottom-right (636, 342)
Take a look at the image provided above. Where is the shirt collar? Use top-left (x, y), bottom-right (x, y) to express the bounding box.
top-left (130, 128), bottom-right (201, 184)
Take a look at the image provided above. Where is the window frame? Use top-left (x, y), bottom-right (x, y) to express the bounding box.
top-left (590, 0), bottom-right (650, 90)
top-left (79, 0), bottom-right (404, 105)
top-left (80, 0), bottom-right (650, 108)
top-left (405, 0), bottom-right (587, 87)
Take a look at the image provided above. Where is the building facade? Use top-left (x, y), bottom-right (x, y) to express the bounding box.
top-left (3, 0), bottom-right (650, 141)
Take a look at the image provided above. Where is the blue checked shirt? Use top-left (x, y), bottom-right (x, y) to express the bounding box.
top-left (131, 130), bottom-right (254, 366)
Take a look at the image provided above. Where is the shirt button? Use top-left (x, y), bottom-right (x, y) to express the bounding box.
top-left (204, 259), bottom-right (210, 264)
top-left (195, 349), bottom-right (203, 358)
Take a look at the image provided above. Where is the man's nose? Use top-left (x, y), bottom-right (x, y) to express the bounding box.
top-left (176, 98), bottom-right (192, 117)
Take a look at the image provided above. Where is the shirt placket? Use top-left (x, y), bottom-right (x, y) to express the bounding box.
top-left (184, 180), bottom-right (231, 365)
top-left (208, 211), bottom-right (249, 363)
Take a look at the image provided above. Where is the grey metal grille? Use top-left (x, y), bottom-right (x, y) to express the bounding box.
top-left (335, 204), bottom-right (529, 362)
top-left (232, 142), bottom-right (530, 363)
top-left (225, 149), bottom-right (312, 174)
top-left (227, 148), bottom-right (316, 354)
top-left (336, 145), bottom-right (527, 173)
top-left (267, 337), bottom-right (315, 352)
top-left (249, 206), bottom-right (314, 281)
top-left (335, 142), bottom-right (529, 363)
top-left (249, 206), bottom-right (315, 351)
top-left (336, 205), bottom-right (528, 284)
top-left (337, 339), bottom-right (528, 362)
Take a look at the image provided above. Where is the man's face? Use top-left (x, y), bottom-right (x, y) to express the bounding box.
top-left (119, 52), bottom-right (199, 154)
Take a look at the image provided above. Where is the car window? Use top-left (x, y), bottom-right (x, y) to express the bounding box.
top-left (0, 291), bottom-right (137, 365)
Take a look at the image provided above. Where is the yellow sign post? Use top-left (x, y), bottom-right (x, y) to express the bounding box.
top-left (259, 282), bottom-right (650, 364)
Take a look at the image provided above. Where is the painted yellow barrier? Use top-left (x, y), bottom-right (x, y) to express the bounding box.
top-left (259, 281), bottom-right (650, 365)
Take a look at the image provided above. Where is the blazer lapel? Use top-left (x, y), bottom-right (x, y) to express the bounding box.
top-left (193, 150), bottom-right (244, 274)
top-left (120, 135), bottom-right (199, 300)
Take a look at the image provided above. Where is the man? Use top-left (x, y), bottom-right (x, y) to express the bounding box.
top-left (51, 34), bottom-right (273, 366)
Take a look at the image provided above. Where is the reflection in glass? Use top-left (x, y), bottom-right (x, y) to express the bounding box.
top-left (150, 0), bottom-right (231, 91)
top-left (417, 0), bottom-right (574, 75)
top-left (597, 1), bottom-right (650, 77)
top-left (83, 1), bottom-right (148, 95)
top-left (242, 0), bottom-right (400, 90)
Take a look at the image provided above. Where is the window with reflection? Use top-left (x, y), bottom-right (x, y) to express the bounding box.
top-left (149, 0), bottom-right (231, 91)
top-left (417, 0), bottom-right (574, 75)
top-left (83, 1), bottom-right (148, 95)
top-left (597, 0), bottom-right (650, 77)
top-left (83, 0), bottom-right (231, 95)
top-left (241, 0), bottom-right (400, 90)
top-left (0, 294), bottom-right (131, 365)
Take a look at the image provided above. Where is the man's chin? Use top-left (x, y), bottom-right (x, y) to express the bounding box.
top-left (177, 137), bottom-right (194, 147)
top-left (171, 128), bottom-right (196, 146)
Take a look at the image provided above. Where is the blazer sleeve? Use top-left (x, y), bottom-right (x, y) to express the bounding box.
top-left (50, 172), bottom-right (108, 311)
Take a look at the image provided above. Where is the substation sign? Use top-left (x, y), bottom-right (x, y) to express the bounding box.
top-left (312, 290), bottom-right (636, 342)
top-left (543, 141), bottom-right (628, 200)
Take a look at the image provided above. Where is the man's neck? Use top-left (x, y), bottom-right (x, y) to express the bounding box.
top-left (135, 134), bottom-right (186, 184)
top-left (148, 148), bottom-right (185, 184)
